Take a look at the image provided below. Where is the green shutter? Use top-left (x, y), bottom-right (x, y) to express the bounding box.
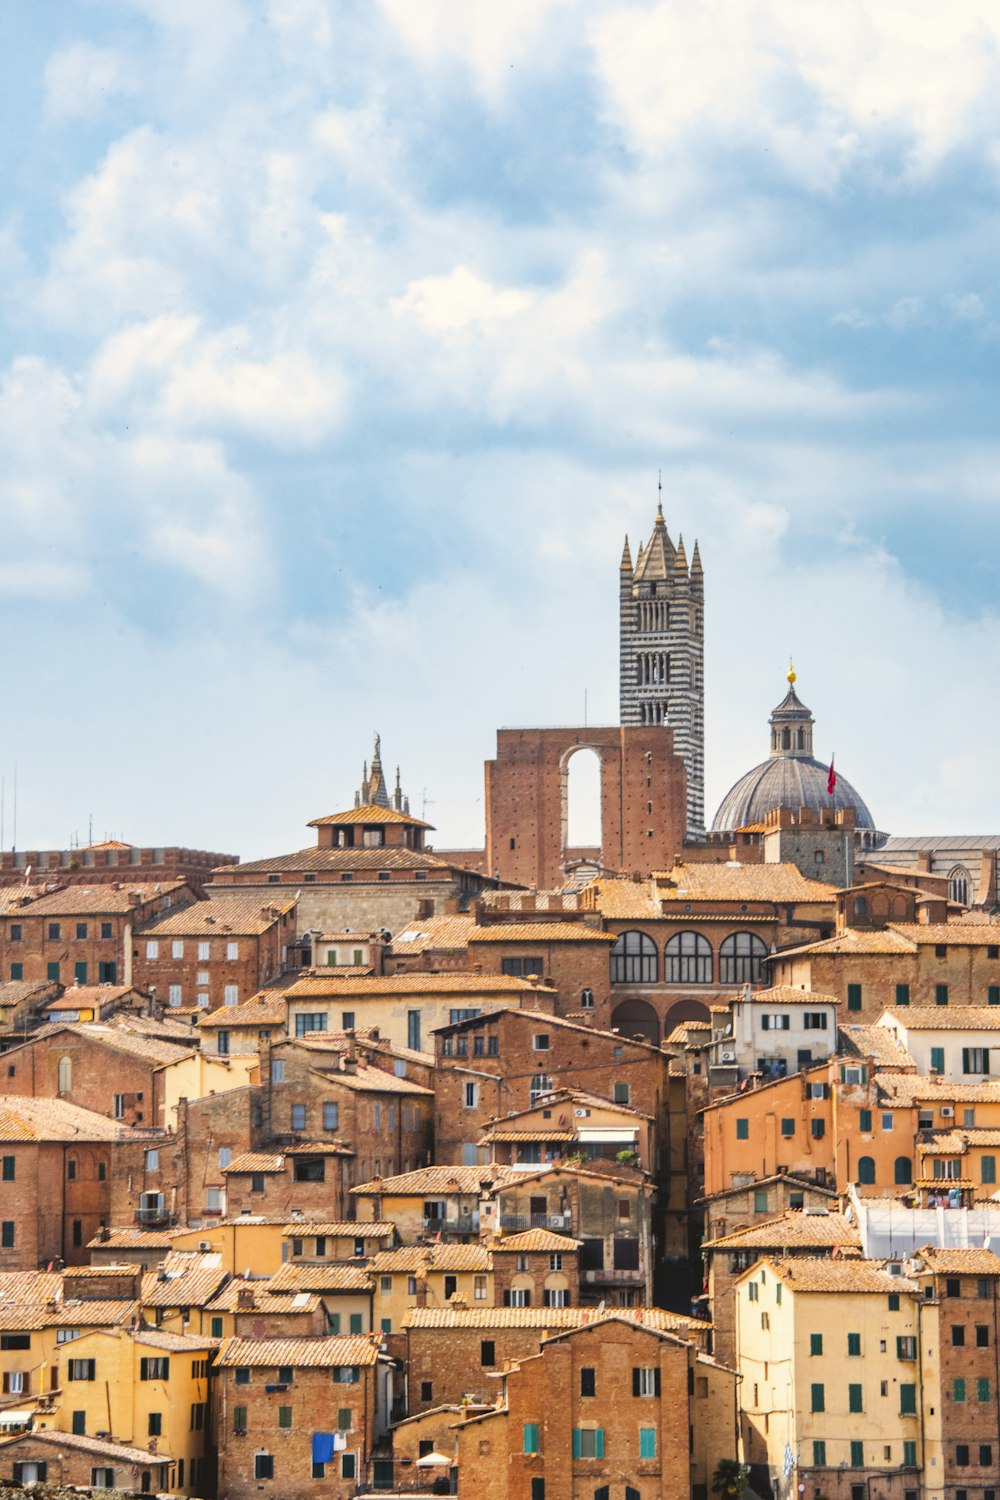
top-left (849, 1384), bottom-right (863, 1412)
top-left (572, 1429), bottom-right (581, 1460)
top-left (847, 984), bottom-right (862, 1011)
top-left (983, 1156), bottom-right (996, 1185)
top-left (595, 1430), bottom-right (605, 1459)
top-left (639, 1428), bottom-right (655, 1459)
top-left (930, 1047), bottom-right (945, 1074)
top-left (847, 1333), bottom-right (861, 1356)
top-left (888, 1294), bottom-right (900, 1311)
top-left (903, 1441), bottom-right (917, 1467)
top-left (900, 1384), bottom-right (916, 1414)
top-left (810, 1334), bottom-right (823, 1356)
top-left (895, 983), bottom-right (910, 1006)
top-left (936, 983), bottom-right (949, 1006)
top-left (812, 1441), bottom-right (826, 1466)
top-left (989, 986), bottom-right (1000, 1006)
top-left (859, 1110), bottom-right (872, 1132)
top-left (850, 1441), bottom-right (863, 1466)
top-left (811, 1383), bottom-right (824, 1412)
top-left (954, 1378), bottom-right (966, 1402)
top-left (349, 1313), bottom-right (362, 1335)
top-left (524, 1423), bottom-right (539, 1455)
top-left (736, 1119), bottom-right (749, 1140)
top-left (978, 1378), bottom-right (991, 1401)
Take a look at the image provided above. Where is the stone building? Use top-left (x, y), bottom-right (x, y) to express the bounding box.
top-left (0, 840), bottom-right (236, 893)
top-left (619, 500), bottom-right (705, 840)
top-left (132, 895), bottom-right (297, 1011)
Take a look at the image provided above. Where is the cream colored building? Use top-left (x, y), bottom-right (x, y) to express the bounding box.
top-left (735, 1257), bottom-right (922, 1500)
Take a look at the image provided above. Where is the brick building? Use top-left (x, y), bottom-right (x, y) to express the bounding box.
top-left (0, 1021), bottom-right (193, 1126)
top-left (0, 978), bottom-right (58, 1051)
top-left (214, 1334), bottom-right (385, 1500)
top-left (133, 894), bottom-right (298, 1011)
top-left (0, 1430), bottom-right (173, 1493)
top-left (430, 1008), bottom-right (670, 1170)
top-left (490, 1229), bottom-right (582, 1309)
top-left (479, 1088), bottom-right (655, 1174)
top-left (0, 880), bottom-right (194, 989)
top-left (0, 840), bottom-right (236, 893)
top-left (401, 1304), bottom-right (711, 1414)
top-left (455, 1315), bottom-right (737, 1500)
top-left (222, 1143), bottom-right (355, 1222)
top-left (0, 1095), bottom-right (162, 1267)
top-left (352, 1165), bottom-right (519, 1242)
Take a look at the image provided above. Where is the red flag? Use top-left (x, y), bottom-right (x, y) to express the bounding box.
top-left (827, 756), bottom-right (837, 795)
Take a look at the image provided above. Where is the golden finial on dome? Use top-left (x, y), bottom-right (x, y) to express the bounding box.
top-left (787, 657), bottom-right (796, 686)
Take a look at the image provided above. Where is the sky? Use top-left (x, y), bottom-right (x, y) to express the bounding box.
top-left (2, 0), bottom-right (1000, 860)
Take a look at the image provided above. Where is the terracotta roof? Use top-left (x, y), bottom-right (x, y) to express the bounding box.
top-left (139, 896), bottom-right (296, 936)
top-left (918, 1129), bottom-right (1000, 1154)
top-left (352, 1165), bottom-right (519, 1196)
top-left (0, 979), bottom-right (56, 1005)
top-left (0, 1300), bottom-right (137, 1332)
top-left (890, 923), bottom-right (1000, 947)
top-left (87, 1227), bottom-right (186, 1250)
top-left (308, 805), bottom-right (433, 829)
top-left (223, 1152), bottom-right (284, 1173)
top-left (778, 929), bottom-right (917, 959)
top-left (369, 1244), bottom-right (491, 1274)
top-left (493, 1229), bottom-right (582, 1253)
top-left (44, 985), bottom-right (137, 1011)
top-left (840, 1024), bottom-right (915, 1068)
top-left (697, 1173), bottom-right (838, 1205)
top-left (266, 1263), bottom-right (374, 1293)
top-left (282, 1222), bottom-right (398, 1238)
top-left (140, 1266), bottom-right (228, 1307)
top-left (132, 1328), bottom-right (220, 1351)
top-left (16, 1021), bottom-right (193, 1065)
top-left (216, 847), bottom-right (455, 877)
top-left (6, 1430), bottom-right (174, 1466)
top-left (481, 1129), bottom-right (576, 1143)
top-left (216, 1334), bottom-right (379, 1366)
top-left (882, 1006), bottom-right (1000, 1030)
top-left (655, 863), bottom-right (837, 904)
top-left (703, 1211), bottom-right (860, 1251)
top-left (745, 985), bottom-right (840, 1006)
top-left (403, 1306), bottom-right (709, 1334)
top-left (909, 1246), bottom-right (1000, 1275)
top-left (877, 1075), bottom-right (1000, 1105)
top-left (204, 1280), bottom-right (323, 1315)
top-left (285, 973), bottom-right (556, 998)
top-left (582, 879), bottom-right (661, 920)
top-left (391, 916), bottom-right (478, 953)
top-left (309, 1063), bottom-right (432, 1097)
top-left (199, 991), bottom-right (287, 1028)
top-left (0, 1095), bottom-right (149, 1142)
top-left (467, 924), bottom-right (613, 945)
top-left (759, 1257), bottom-right (915, 1293)
top-left (17, 882), bottom-right (190, 915)
top-left (0, 1271), bottom-right (63, 1303)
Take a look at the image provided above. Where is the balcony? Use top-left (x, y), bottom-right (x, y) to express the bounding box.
top-left (499, 1213), bottom-right (572, 1232)
top-left (136, 1207), bottom-right (168, 1225)
top-left (583, 1267), bottom-right (645, 1284)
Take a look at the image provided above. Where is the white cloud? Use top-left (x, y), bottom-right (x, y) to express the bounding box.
top-left (44, 41), bottom-right (136, 121)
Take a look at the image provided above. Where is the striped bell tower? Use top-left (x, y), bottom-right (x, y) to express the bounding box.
top-left (619, 500), bottom-right (705, 838)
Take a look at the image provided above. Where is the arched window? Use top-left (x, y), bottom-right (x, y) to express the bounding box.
top-left (530, 1074), bottom-right (552, 1105)
top-left (857, 1156), bottom-right (876, 1185)
top-left (949, 866), bottom-right (972, 907)
top-left (894, 1156), bottom-right (913, 1185)
top-left (610, 931), bottom-right (658, 985)
top-left (664, 932), bottom-right (712, 985)
top-left (57, 1056), bottom-right (72, 1094)
top-left (580, 988), bottom-right (594, 1009)
top-left (719, 933), bottom-right (768, 985)
top-left (626, 1489), bottom-right (640, 1500)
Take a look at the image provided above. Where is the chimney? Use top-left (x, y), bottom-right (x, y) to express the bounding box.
top-left (237, 1287), bottom-right (255, 1310)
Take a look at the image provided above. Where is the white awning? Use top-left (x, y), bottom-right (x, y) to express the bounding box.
top-left (576, 1127), bottom-right (639, 1143)
top-left (0, 1411), bottom-right (33, 1426)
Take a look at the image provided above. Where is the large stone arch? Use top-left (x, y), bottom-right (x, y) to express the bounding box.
top-left (485, 726), bottom-right (687, 888)
top-left (611, 997), bottom-right (661, 1045)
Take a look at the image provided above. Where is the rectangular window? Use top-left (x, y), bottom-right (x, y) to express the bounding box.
top-left (954, 1378), bottom-right (967, 1402)
top-left (48, 922), bottom-right (61, 940)
top-left (849, 1384), bottom-right (863, 1412)
top-left (736, 1118), bottom-right (749, 1139)
top-left (295, 1012), bottom-right (328, 1036)
top-left (9, 962), bottom-right (21, 980)
top-left (811, 1383), bottom-right (825, 1412)
top-left (896, 1336), bottom-right (916, 1359)
top-left (140, 1357), bottom-right (170, 1380)
top-left (956, 1446), bottom-right (970, 1468)
top-left (979, 1378), bottom-right (992, 1401)
top-left (254, 1455), bottom-right (274, 1480)
top-left (851, 1441), bottom-right (864, 1467)
top-left (977, 1325), bottom-right (989, 1347)
top-left (953, 1324), bottom-right (966, 1346)
top-left (781, 1118), bottom-right (795, 1136)
top-left (47, 961), bottom-right (60, 982)
top-left (223, 983), bottom-right (239, 1005)
top-left (278, 1406), bottom-right (292, 1428)
top-left (895, 983), bottom-right (910, 1005)
top-left (982, 1156), bottom-right (997, 1185)
top-left (754, 1190), bottom-right (768, 1213)
top-left (811, 1119), bottom-right (825, 1139)
top-left (613, 1082), bottom-right (631, 1105)
top-left (848, 1332), bottom-right (861, 1356)
top-left (964, 1048), bottom-right (990, 1074)
top-left (572, 1429), bottom-right (605, 1459)
top-left (74, 961), bottom-right (88, 984)
top-left (847, 983), bottom-right (862, 1011)
top-left (171, 940), bottom-right (184, 959)
top-left (168, 984), bottom-right (182, 1007)
top-left (341, 1454), bottom-right (356, 1480)
top-left (990, 986), bottom-right (1000, 1006)
top-left (900, 1384), bottom-right (917, 1414)
top-left (936, 983), bottom-right (949, 1006)
top-left (532, 1481), bottom-right (545, 1500)
top-left (981, 1447), bottom-right (994, 1468)
top-left (810, 1333), bottom-right (823, 1355)
top-left (145, 940), bottom-right (158, 959)
top-left (523, 1423), bottom-right (540, 1455)
top-left (903, 1441), bottom-right (917, 1467)
top-left (1, 1222), bottom-right (14, 1248)
top-left (632, 1367), bottom-right (661, 1397)
top-left (639, 1428), bottom-right (656, 1459)
top-left (813, 1441), bottom-right (827, 1467)
top-left (581, 1367), bottom-right (596, 1396)
top-left (9, 924), bottom-right (20, 943)
top-left (859, 1110), bottom-right (872, 1132)
top-left (1, 1157), bottom-right (13, 1182)
top-left (68, 1360), bottom-right (96, 1381)
top-left (291, 1104), bottom-right (307, 1130)
top-left (930, 1046), bottom-right (945, 1072)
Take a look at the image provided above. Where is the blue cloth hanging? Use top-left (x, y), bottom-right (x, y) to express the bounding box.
top-left (312, 1433), bottom-right (335, 1465)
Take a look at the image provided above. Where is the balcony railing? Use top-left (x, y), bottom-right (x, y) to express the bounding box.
top-left (583, 1266), bottom-right (644, 1283)
top-left (499, 1213), bottom-right (572, 1232)
top-left (136, 1206), bottom-right (167, 1224)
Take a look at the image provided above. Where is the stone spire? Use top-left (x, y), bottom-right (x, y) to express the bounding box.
top-left (768, 665), bottom-right (815, 758)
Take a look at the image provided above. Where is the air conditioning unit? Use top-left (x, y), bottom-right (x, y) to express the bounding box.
top-left (721, 1051), bottom-right (736, 1063)
top-left (941, 1106), bottom-right (955, 1118)
top-left (198, 1241), bottom-right (212, 1251)
top-left (574, 1109), bottom-right (590, 1118)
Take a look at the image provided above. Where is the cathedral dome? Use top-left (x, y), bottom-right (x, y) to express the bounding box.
top-left (710, 671), bottom-right (876, 833)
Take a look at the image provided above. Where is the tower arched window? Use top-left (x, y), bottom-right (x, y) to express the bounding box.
top-left (664, 932), bottom-right (712, 984)
top-left (57, 1056), bottom-right (72, 1095)
top-left (610, 931), bottom-right (657, 985)
top-left (949, 866), bottom-right (972, 907)
top-left (781, 728), bottom-right (791, 750)
top-left (719, 932), bottom-right (768, 985)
